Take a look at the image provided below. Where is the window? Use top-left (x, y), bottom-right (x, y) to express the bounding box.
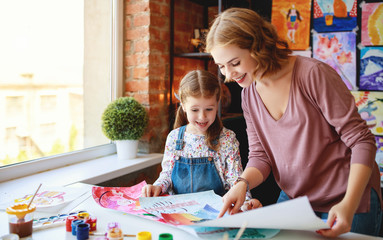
top-left (0, 0), bottom-right (123, 179)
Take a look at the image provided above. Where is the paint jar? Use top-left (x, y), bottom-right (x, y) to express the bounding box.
top-left (159, 233), bottom-right (173, 240)
top-left (76, 223), bottom-right (90, 240)
top-left (85, 216), bottom-right (97, 232)
top-left (6, 203), bottom-right (36, 238)
top-left (66, 215), bottom-right (78, 232)
top-left (106, 222), bottom-right (123, 240)
top-left (137, 231), bottom-right (152, 240)
top-left (71, 219), bottom-right (84, 236)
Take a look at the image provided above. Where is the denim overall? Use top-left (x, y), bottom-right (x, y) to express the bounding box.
top-left (171, 125), bottom-right (226, 196)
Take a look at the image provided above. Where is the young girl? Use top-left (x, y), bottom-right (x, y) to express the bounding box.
top-left (141, 70), bottom-right (258, 209)
top-left (206, 7), bottom-right (382, 237)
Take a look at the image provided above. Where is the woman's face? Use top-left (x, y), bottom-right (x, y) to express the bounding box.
top-left (211, 44), bottom-right (258, 88)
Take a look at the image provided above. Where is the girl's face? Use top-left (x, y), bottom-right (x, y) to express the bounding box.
top-left (182, 95), bottom-right (218, 135)
top-left (211, 44), bottom-right (258, 88)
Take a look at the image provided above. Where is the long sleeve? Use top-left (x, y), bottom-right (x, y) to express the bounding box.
top-left (218, 128), bottom-right (252, 200)
top-left (153, 129), bottom-right (178, 194)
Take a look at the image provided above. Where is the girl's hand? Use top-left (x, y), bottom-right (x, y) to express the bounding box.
top-left (141, 184), bottom-right (162, 197)
top-left (218, 181), bottom-right (248, 217)
top-left (316, 200), bottom-right (354, 238)
top-left (241, 198), bottom-right (263, 211)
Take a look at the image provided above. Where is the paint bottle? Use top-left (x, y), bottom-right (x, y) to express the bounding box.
top-left (6, 203), bottom-right (36, 238)
top-left (76, 223), bottom-right (90, 240)
top-left (159, 233), bottom-right (173, 240)
top-left (66, 215), bottom-right (78, 232)
top-left (106, 222), bottom-right (123, 240)
top-left (71, 219), bottom-right (84, 236)
top-left (85, 216), bottom-right (97, 232)
top-left (137, 231), bottom-right (152, 240)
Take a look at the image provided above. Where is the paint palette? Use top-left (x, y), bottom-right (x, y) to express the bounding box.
top-left (33, 210), bottom-right (87, 231)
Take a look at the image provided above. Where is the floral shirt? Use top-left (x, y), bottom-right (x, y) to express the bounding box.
top-left (154, 126), bottom-right (252, 200)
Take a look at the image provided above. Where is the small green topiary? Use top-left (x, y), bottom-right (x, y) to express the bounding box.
top-left (101, 97), bottom-right (148, 141)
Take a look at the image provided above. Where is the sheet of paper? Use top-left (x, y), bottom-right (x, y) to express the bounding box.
top-left (139, 190), bottom-right (223, 217)
top-left (196, 196), bottom-right (329, 231)
top-left (0, 185), bottom-right (88, 213)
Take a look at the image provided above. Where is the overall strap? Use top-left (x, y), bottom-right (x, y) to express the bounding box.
top-left (175, 125), bottom-right (186, 150)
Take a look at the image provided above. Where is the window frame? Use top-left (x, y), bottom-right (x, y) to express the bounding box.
top-left (0, 0), bottom-right (124, 183)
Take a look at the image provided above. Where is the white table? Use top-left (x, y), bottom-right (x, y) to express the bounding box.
top-left (1, 183), bottom-right (383, 240)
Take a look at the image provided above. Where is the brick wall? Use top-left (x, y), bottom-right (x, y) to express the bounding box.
top-left (124, 0), bottom-right (218, 153)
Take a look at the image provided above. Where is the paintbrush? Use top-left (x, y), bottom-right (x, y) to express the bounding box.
top-left (27, 183), bottom-right (42, 208)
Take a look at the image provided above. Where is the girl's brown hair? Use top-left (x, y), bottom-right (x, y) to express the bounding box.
top-left (206, 7), bottom-right (292, 80)
top-left (173, 70), bottom-right (223, 151)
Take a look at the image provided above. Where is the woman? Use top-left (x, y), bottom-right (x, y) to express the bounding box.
top-left (205, 7), bottom-right (382, 238)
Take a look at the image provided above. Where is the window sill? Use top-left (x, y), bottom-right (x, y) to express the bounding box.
top-left (0, 153), bottom-right (163, 196)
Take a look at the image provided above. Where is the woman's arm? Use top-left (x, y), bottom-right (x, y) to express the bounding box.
top-left (318, 163), bottom-right (372, 237)
top-left (218, 166), bottom-right (264, 217)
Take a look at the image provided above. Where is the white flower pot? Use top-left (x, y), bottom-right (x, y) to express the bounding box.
top-left (115, 140), bottom-right (139, 160)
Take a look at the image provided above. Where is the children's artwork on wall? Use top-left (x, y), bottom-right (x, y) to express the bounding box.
top-left (359, 47), bottom-right (383, 91)
top-left (351, 91), bottom-right (383, 136)
top-left (313, 0), bottom-right (357, 32)
top-left (361, 2), bottom-right (383, 46)
top-left (291, 50), bottom-right (312, 57)
top-left (375, 136), bottom-right (383, 181)
top-left (313, 31), bottom-right (357, 90)
top-left (271, 0), bottom-right (312, 50)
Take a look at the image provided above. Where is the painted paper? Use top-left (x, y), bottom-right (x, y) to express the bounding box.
top-left (92, 181), bottom-right (165, 222)
top-left (313, 31), bottom-right (356, 90)
top-left (351, 91), bottom-right (383, 135)
top-left (182, 225), bottom-right (281, 240)
top-left (313, 0), bottom-right (357, 32)
top-left (375, 136), bottom-right (383, 181)
top-left (361, 2), bottom-right (383, 46)
top-left (0, 185), bottom-right (87, 212)
top-left (139, 190), bottom-right (223, 217)
top-left (195, 196), bottom-right (329, 231)
top-left (271, 0), bottom-right (312, 50)
top-left (359, 47), bottom-right (383, 91)
top-left (291, 50), bottom-right (312, 57)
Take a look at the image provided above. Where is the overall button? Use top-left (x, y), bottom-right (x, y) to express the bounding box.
top-left (175, 156), bottom-right (180, 160)
top-left (208, 157), bottom-right (213, 161)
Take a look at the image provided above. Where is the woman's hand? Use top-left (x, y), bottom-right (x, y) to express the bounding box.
top-left (141, 184), bottom-right (162, 197)
top-left (241, 198), bottom-right (263, 211)
top-left (316, 200), bottom-right (354, 238)
top-left (218, 180), bottom-right (248, 217)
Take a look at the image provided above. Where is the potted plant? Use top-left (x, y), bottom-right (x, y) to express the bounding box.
top-left (101, 97), bottom-right (148, 160)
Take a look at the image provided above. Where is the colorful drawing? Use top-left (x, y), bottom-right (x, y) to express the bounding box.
top-left (139, 190), bottom-right (223, 217)
top-left (0, 185), bottom-right (87, 211)
top-left (184, 225), bottom-right (281, 240)
top-left (375, 136), bottom-right (383, 181)
top-left (313, 31), bottom-right (356, 90)
top-left (351, 91), bottom-right (383, 136)
top-left (361, 2), bottom-right (383, 46)
top-left (313, 0), bottom-right (357, 32)
top-left (359, 47), bottom-right (383, 91)
top-left (92, 181), bottom-right (165, 222)
top-left (291, 50), bottom-right (312, 57)
top-left (271, 0), bottom-right (311, 50)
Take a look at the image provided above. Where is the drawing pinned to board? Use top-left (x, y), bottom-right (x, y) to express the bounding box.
top-left (313, 31), bottom-right (357, 90)
top-left (313, 0), bottom-right (357, 32)
top-left (359, 47), bottom-right (383, 91)
top-left (375, 136), bottom-right (383, 181)
top-left (271, 0), bottom-right (311, 50)
top-left (361, 2), bottom-right (383, 46)
top-left (351, 91), bottom-right (383, 136)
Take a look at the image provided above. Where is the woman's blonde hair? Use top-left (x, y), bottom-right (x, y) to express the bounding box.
top-left (206, 8), bottom-right (292, 80)
top-left (174, 70), bottom-right (223, 151)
